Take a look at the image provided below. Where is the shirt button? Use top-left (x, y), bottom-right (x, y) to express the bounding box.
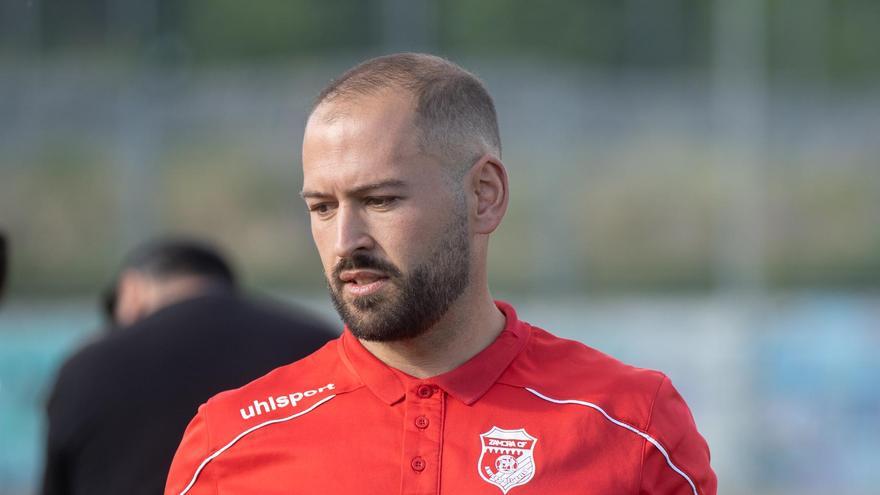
top-left (415, 416), bottom-right (430, 429)
top-left (411, 456), bottom-right (426, 472)
top-left (416, 385), bottom-right (433, 398)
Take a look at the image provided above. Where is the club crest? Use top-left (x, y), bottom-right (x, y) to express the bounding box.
top-left (478, 426), bottom-right (537, 493)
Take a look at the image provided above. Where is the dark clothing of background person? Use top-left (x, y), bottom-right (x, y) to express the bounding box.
top-left (0, 230), bottom-right (8, 302)
top-left (41, 290), bottom-right (336, 495)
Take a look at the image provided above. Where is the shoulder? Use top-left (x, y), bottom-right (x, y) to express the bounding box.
top-left (196, 336), bottom-right (354, 437)
top-left (502, 323), bottom-right (667, 430)
top-left (187, 293), bottom-right (336, 335)
top-left (126, 293), bottom-right (337, 347)
top-left (497, 319), bottom-right (716, 494)
top-left (507, 324), bottom-right (667, 395)
top-left (53, 329), bottom-right (135, 382)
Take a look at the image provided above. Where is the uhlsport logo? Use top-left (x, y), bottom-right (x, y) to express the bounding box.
top-left (239, 383), bottom-right (335, 420)
top-left (478, 426), bottom-right (537, 494)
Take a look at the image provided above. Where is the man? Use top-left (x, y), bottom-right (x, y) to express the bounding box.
top-left (166, 54), bottom-right (717, 494)
top-left (42, 238), bottom-right (335, 495)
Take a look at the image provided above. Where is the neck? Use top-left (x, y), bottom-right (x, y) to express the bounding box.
top-left (359, 285), bottom-right (505, 378)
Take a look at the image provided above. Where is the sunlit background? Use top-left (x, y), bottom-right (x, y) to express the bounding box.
top-left (2, 1), bottom-right (879, 494)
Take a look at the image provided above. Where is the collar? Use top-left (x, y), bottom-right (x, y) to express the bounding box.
top-left (337, 301), bottom-right (530, 406)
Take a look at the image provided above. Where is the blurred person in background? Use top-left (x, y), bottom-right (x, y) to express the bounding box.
top-left (41, 237), bottom-right (336, 495)
top-left (0, 230), bottom-right (7, 304)
top-left (166, 54), bottom-right (716, 495)
top-left (100, 282), bottom-right (118, 329)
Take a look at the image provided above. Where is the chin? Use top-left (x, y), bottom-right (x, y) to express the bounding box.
top-left (349, 324), bottom-right (429, 343)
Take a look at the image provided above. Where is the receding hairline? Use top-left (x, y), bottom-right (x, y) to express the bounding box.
top-left (313, 53), bottom-right (460, 108)
top-left (308, 84), bottom-right (417, 127)
top-left (308, 53), bottom-right (502, 171)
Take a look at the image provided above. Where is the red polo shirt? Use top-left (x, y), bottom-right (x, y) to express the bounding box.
top-left (166, 302), bottom-right (716, 495)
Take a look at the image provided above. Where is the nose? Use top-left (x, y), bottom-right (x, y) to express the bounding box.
top-left (333, 205), bottom-right (373, 259)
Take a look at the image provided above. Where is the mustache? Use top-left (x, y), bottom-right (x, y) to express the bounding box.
top-left (332, 252), bottom-right (402, 282)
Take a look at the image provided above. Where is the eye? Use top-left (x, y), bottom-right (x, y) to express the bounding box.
top-left (308, 202), bottom-right (336, 217)
top-left (365, 196), bottom-right (399, 209)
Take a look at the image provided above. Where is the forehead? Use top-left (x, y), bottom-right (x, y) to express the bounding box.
top-left (302, 92), bottom-right (438, 191)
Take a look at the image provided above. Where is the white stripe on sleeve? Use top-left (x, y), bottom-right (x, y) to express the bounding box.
top-left (178, 395), bottom-right (336, 495)
top-left (524, 387), bottom-right (698, 495)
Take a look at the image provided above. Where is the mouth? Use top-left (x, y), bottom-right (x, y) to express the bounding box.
top-left (338, 270), bottom-right (391, 297)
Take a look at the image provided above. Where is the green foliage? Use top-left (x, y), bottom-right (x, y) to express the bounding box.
top-left (181, 0), bottom-right (375, 60)
top-left (439, 0), bottom-right (711, 68)
top-left (828, 0), bottom-right (880, 82)
top-left (439, 0), bottom-right (622, 63)
top-left (6, 0), bottom-right (877, 81)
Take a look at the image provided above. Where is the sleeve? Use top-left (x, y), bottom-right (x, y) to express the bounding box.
top-left (165, 406), bottom-right (215, 495)
top-left (639, 376), bottom-right (717, 495)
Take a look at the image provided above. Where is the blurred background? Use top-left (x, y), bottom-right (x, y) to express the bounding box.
top-left (1, 0), bottom-right (878, 493)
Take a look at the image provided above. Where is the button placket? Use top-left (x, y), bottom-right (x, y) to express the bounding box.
top-left (416, 384), bottom-right (434, 398)
top-left (401, 384), bottom-right (444, 494)
top-left (415, 415), bottom-right (430, 429)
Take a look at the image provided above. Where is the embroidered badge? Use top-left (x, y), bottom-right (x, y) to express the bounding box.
top-left (478, 426), bottom-right (538, 493)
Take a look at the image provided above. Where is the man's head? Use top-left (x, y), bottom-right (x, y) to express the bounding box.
top-left (301, 53), bottom-right (508, 342)
top-left (110, 238), bottom-right (236, 327)
top-left (314, 53), bottom-right (501, 179)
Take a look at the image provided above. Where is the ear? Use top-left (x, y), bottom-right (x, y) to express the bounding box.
top-left (115, 270), bottom-right (151, 327)
top-left (469, 154), bottom-right (509, 235)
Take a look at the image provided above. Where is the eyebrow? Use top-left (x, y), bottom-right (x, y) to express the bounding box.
top-left (300, 179), bottom-right (407, 199)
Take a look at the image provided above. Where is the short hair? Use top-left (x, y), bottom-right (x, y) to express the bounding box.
top-left (312, 53), bottom-right (501, 174)
top-left (120, 238), bottom-right (237, 288)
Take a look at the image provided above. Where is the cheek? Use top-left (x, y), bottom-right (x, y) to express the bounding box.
top-left (310, 222), bottom-right (335, 268)
top-left (380, 212), bottom-right (445, 263)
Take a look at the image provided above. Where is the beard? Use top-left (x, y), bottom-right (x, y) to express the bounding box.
top-left (327, 213), bottom-right (470, 342)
